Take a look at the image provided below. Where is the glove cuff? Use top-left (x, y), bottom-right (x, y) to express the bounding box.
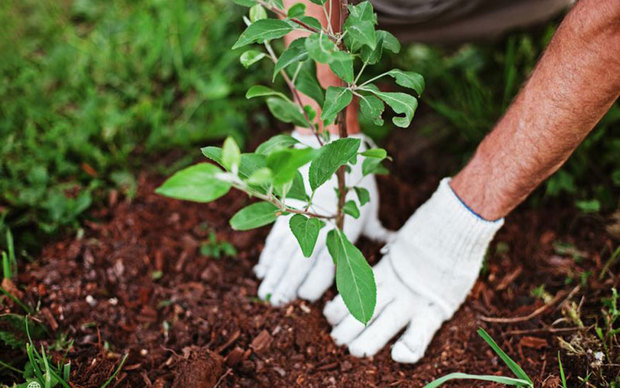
top-left (388, 178), bottom-right (504, 319)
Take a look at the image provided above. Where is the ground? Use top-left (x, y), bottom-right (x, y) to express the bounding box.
top-left (2, 128), bottom-right (618, 387)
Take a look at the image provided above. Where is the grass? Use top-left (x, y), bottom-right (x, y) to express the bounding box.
top-left (0, 0), bottom-right (269, 254)
top-left (423, 329), bottom-right (533, 388)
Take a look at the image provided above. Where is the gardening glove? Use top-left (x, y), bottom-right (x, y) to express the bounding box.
top-left (254, 130), bottom-right (394, 306)
top-left (324, 178), bottom-right (504, 363)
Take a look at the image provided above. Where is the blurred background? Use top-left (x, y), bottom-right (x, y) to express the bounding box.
top-left (0, 0), bottom-right (618, 256)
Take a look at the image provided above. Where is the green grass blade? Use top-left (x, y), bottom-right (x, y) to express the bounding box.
top-left (63, 362), bottom-right (71, 381)
top-left (2, 251), bottom-right (11, 279)
top-left (100, 353), bottom-right (129, 388)
top-left (0, 286), bottom-right (33, 314)
top-left (423, 373), bottom-right (532, 388)
top-left (0, 359), bottom-right (24, 374)
top-left (26, 343), bottom-right (44, 383)
top-left (477, 328), bottom-right (533, 384)
top-left (40, 346), bottom-right (52, 388)
top-left (558, 352), bottom-right (567, 388)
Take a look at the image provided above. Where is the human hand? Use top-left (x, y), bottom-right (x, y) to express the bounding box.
top-left (324, 178), bottom-right (504, 363)
top-left (255, 130), bottom-right (393, 306)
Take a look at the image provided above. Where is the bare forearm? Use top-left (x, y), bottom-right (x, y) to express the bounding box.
top-left (451, 0), bottom-right (620, 220)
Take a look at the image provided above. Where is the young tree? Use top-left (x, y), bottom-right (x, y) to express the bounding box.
top-left (156, 0), bottom-right (423, 324)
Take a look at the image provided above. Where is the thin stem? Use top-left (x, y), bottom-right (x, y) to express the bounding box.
top-left (353, 62), bottom-right (368, 86)
top-left (231, 180), bottom-right (334, 220)
top-left (359, 71), bottom-right (390, 87)
top-left (322, 4), bottom-right (333, 35)
top-left (0, 359), bottom-right (23, 374)
top-left (335, 0), bottom-right (349, 230)
top-left (264, 41), bottom-right (324, 145)
top-left (256, 0), bottom-right (339, 43)
top-left (291, 62), bottom-right (303, 84)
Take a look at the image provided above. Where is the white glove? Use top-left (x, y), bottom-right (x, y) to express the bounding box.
top-left (324, 178), bottom-right (504, 363)
top-left (255, 130), bottom-right (393, 306)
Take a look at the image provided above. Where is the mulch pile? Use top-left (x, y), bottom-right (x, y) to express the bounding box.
top-left (2, 133), bottom-right (618, 387)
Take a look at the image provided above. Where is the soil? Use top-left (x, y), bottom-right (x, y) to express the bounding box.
top-left (1, 128), bottom-right (618, 387)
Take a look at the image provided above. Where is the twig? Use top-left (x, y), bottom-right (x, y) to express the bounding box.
top-left (481, 286), bottom-right (578, 324)
top-left (214, 368), bottom-right (233, 388)
top-left (503, 326), bottom-right (586, 336)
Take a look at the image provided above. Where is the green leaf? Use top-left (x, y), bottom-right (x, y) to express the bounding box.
top-left (275, 170), bottom-right (308, 201)
top-left (304, 105), bottom-right (317, 122)
top-left (287, 3), bottom-right (306, 18)
top-left (344, 21), bottom-right (376, 51)
top-left (305, 32), bottom-right (337, 63)
top-left (289, 214), bottom-right (325, 257)
top-left (289, 171), bottom-right (309, 200)
top-left (326, 230), bottom-right (376, 324)
top-left (328, 51), bottom-right (354, 83)
top-left (354, 187), bottom-right (370, 206)
top-left (232, 0), bottom-right (256, 6)
top-left (360, 30), bottom-right (400, 65)
top-left (358, 94), bottom-right (384, 126)
top-left (267, 147), bottom-right (317, 185)
top-left (270, 0), bottom-right (284, 9)
top-left (387, 69), bottom-right (425, 96)
top-left (422, 373), bottom-right (532, 388)
top-left (233, 19), bottom-right (294, 49)
top-left (344, 2), bottom-right (378, 52)
top-left (365, 88), bottom-right (417, 128)
top-left (362, 157), bottom-right (388, 176)
top-left (249, 4), bottom-right (267, 21)
top-left (343, 200), bottom-right (360, 219)
top-left (295, 61), bottom-right (324, 106)
top-left (321, 87), bottom-right (353, 125)
top-left (255, 134), bottom-right (299, 154)
top-left (305, 32), bottom-right (353, 83)
top-left (230, 202), bottom-right (280, 231)
top-left (297, 16), bottom-right (322, 30)
top-left (378, 30), bottom-right (400, 53)
top-left (247, 167), bottom-right (272, 185)
top-left (360, 33), bottom-right (384, 65)
top-left (246, 85), bottom-right (289, 101)
top-left (156, 164), bottom-right (231, 203)
top-left (222, 137), bottom-right (241, 171)
top-left (575, 199), bottom-right (600, 213)
top-left (274, 38), bottom-right (308, 78)
top-left (361, 148), bottom-right (387, 159)
top-left (347, 1), bottom-right (377, 24)
top-left (308, 137), bottom-right (360, 190)
top-left (201, 147), bottom-right (267, 179)
top-left (266, 97), bottom-right (307, 127)
top-left (477, 329), bottom-right (533, 384)
top-left (240, 50), bottom-right (267, 68)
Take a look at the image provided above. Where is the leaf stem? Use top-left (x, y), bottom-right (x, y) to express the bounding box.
top-left (263, 41), bottom-right (324, 145)
top-left (230, 180), bottom-right (334, 220)
top-left (359, 71), bottom-right (389, 87)
top-left (353, 62), bottom-right (368, 86)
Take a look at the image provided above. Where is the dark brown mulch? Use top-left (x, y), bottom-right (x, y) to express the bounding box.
top-left (2, 131), bottom-right (618, 387)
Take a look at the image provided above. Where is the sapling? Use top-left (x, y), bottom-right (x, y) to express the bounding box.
top-left (156, 0), bottom-right (423, 324)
